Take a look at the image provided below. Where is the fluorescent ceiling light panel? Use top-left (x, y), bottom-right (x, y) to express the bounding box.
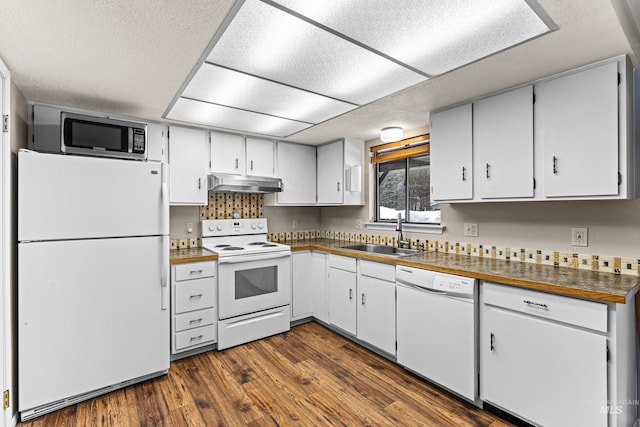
top-left (206, 0), bottom-right (427, 105)
top-left (270, 0), bottom-right (553, 75)
top-left (182, 63), bottom-right (358, 123)
top-left (167, 98), bottom-right (312, 138)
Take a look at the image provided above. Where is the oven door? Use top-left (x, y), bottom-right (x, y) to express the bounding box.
top-left (218, 251), bottom-right (291, 320)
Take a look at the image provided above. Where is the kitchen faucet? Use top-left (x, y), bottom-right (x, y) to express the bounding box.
top-left (396, 213), bottom-right (409, 248)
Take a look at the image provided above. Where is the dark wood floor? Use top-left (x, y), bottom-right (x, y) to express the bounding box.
top-left (19, 322), bottom-right (513, 426)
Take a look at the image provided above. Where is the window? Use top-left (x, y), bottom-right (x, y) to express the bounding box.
top-left (372, 136), bottom-right (440, 224)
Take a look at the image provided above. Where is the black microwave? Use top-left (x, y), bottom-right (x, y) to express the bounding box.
top-left (61, 112), bottom-right (147, 160)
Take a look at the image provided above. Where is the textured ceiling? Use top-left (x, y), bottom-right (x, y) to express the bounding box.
top-left (0, 0), bottom-right (637, 145)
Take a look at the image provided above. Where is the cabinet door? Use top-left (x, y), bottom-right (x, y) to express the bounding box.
top-left (357, 275), bottom-right (395, 355)
top-left (146, 122), bottom-right (168, 163)
top-left (317, 140), bottom-right (344, 204)
top-left (474, 86), bottom-right (534, 199)
top-left (430, 104), bottom-right (473, 201)
top-left (246, 138), bottom-right (274, 177)
top-left (276, 142), bottom-right (317, 204)
top-left (168, 126), bottom-right (207, 205)
top-left (328, 267), bottom-right (356, 335)
top-left (482, 305), bottom-right (607, 427)
top-left (210, 131), bottom-right (244, 175)
top-left (291, 251), bottom-right (313, 320)
top-left (536, 61), bottom-right (619, 197)
top-left (311, 252), bottom-right (328, 322)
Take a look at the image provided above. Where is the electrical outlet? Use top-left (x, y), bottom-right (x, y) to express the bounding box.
top-left (571, 227), bottom-right (588, 247)
top-left (292, 220), bottom-right (298, 229)
top-left (355, 219), bottom-right (363, 230)
top-left (185, 222), bottom-right (193, 234)
top-left (464, 223), bottom-right (479, 237)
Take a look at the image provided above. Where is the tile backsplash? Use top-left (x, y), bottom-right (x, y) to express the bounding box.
top-left (199, 192), bottom-right (264, 220)
top-left (171, 206), bottom-right (639, 277)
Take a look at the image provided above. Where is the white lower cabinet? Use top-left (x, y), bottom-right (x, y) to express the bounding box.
top-left (311, 251), bottom-right (329, 323)
top-left (291, 251), bottom-right (313, 321)
top-left (481, 282), bottom-right (612, 427)
top-left (327, 254), bottom-right (357, 335)
top-left (171, 260), bottom-right (217, 356)
top-left (327, 255), bottom-right (396, 355)
top-left (357, 260), bottom-right (396, 356)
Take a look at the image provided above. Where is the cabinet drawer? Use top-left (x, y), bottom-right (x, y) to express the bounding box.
top-left (174, 261), bottom-right (216, 281)
top-left (328, 254), bottom-right (356, 272)
top-left (175, 277), bottom-right (215, 313)
top-left (360, 260), bottom-right (395, 282)
top-left (483, 282), bottom-right (607, 332)
top-left (175, 308), bottom-right (216, 332)
top-left (175, 324), bottom-right (216, 350)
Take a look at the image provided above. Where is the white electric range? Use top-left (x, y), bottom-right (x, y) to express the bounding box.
top-left (202, 218), bottom-right (291, 350)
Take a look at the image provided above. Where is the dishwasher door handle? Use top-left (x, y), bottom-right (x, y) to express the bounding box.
top-left (396, 281), bottom-right (446, 295)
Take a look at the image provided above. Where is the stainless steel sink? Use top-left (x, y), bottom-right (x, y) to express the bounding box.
top-left (341, 243), bottom-right (421, 257)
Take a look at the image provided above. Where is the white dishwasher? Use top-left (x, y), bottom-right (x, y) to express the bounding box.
top-left (396, 265), bottom-right (479, 404)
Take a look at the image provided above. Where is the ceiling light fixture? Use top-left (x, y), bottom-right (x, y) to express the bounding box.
top-left (380, 126), bottom-right (403, 142)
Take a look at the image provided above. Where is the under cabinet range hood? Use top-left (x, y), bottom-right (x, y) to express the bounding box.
top-left (208, 173), bottom-right (283, 193)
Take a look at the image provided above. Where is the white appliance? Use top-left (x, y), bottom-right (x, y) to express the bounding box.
top-left (201, 218), bottom-right (291, 350)
top-left (396, 265), bottom-right (479, 404)
top-left (17, 150), bottom-right (170, 420)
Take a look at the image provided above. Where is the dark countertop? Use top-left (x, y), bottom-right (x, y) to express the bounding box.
top-left (170, 247), bottom-right (217, 265)
top-left (285, 238), bottom-right (639, 304)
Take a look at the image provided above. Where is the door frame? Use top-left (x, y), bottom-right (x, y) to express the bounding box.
top-left (0, 54), bottom-right (14, 427)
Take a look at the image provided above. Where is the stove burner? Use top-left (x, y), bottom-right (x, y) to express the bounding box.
top-left (215, 244), bottom-right (231, 248)
top-left (222, 246), bottom-right (244, 251)
top-left (248, 242), bottom-right (268, 246)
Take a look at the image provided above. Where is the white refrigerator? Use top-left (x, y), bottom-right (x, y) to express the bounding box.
top-left (17, 150), bottom-right (170, 420)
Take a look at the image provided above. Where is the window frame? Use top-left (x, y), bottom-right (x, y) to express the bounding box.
top-left (375, 153), bottom-right (439, 224)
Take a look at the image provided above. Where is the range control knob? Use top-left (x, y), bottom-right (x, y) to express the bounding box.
top-left (217, 224), bottom-right (223, 231)
top-left (251, 223), bottom-right (257, 230)
top-left (258, 223), bottom-right (264, 229)
top-left (209, 225), bottom-right (215, 231)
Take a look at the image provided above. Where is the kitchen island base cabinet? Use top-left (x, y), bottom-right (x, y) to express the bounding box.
top-left (171, 261), bottom-right (217, 357)
top-left (481, 282), bottom-right (637, 427)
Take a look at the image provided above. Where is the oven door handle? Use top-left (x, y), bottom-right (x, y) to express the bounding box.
top-left (218, 252), bottom-right (291, 264)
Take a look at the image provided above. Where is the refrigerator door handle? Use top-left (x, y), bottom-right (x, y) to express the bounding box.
top-left (161, 235), bottom-right (169, 310)
top-left (161, 163), bottom-right (170, 235)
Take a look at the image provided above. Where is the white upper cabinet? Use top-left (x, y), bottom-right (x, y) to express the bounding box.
top-left (168, 126), bottom-right (208, 205)
top-left (317, 138), bottom-right (364, 205)
top-left (432, 55), bottom-right (634, 203)
top-left (474, 85), bottom-right (534, 199)
top-left (272, 141), bottom-right (317, 205)
top-left (210, 132), bottom-right (274, 177)
top-left (536, 60), bottom-right (621, 198)
top-left (430, 103), bottom-right (473, 201)
top-left (245, 137), bottom-right (274, 177)
top-left (210, 131), bottom-right (244, 175)
top-left (317, 140), bottom-right (344, 204)
top-left (146, 122), bottom-right (168, 163)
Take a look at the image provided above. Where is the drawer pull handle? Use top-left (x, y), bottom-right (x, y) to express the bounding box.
top-left (399, 268), bottom-right (413, 273)
top-left (523, 300), bottom-right (548, 309)
top-left (189, 294), bottom-right (204, 299)
top-left (189, 269), bottom-right (204, 274)
top-left (361, 293), bottom-right (365, 306)
top-left (349, 288), bottom-right (353, 300)
top-left (189, 318), bottom-right (203, 325)
top-left (190, 335), bottom-right (204, 342)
